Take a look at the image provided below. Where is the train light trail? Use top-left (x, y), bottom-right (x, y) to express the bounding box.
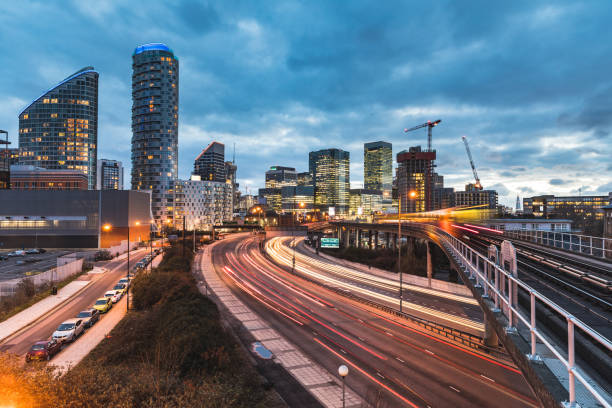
top-left (451, 224), bottom-right (480, 234)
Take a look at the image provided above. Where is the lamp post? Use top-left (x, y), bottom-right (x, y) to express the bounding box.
top-left (338, 364), bottom-right (349, 408)
top-left (126, 220), bottom-right (140, 311)
top-left (398, 190), bottom-right (417, 314)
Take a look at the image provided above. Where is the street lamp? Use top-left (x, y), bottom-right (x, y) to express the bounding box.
top-left (398, 190), bottom-right (418, 314)
top-left (338, 364), bottom-right (349, 408)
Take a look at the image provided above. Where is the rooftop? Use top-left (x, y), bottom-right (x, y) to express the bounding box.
top-left (133, 43), bottom-right (174, 56)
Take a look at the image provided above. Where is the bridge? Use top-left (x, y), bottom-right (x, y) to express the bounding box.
top-left (328, 220), bottom-right (611, 408)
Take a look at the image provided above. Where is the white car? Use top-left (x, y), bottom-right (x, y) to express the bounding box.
top-left (117, 277), bottom-right (130, 288)
top-left (104, 290), bottom-right (122, 303)
top-left (52, 318), bottom-right (84, 343)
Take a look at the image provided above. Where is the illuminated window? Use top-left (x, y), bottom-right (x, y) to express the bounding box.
top-left (50, 113), bottom-right (58, 118)
top-left (23, 114), bottom-right (28, 119)
top-left (43, 99), bottom-right (50, 103)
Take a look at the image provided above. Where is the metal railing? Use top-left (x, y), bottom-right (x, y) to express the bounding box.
top-left (431, 224), bottom-right (611, 407)
top-left (504, 229), bottom-right (612, 260)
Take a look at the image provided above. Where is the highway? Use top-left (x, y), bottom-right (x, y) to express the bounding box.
top-left (211, 234), bottom-right (539, 407)
top-left (0, 249), bottom-right (147, 356)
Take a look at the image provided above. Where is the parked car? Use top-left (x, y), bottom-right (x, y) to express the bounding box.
top-left (25, 340), bottom-right (62, 362)
top-left (36, 248), bottom-right (47, 253)
top-left (76, 308), bottom-right (100, 328)
top-left (93, 297), bottom-right (112, 313)
top-left (52, 318), bottom-right (84, 343)
top-left (117, 277), bottom-right (130, 288)
top-left (25, 248), bottom-right (40, 254)
top-left (112, 283), bottom-right (127, 295)
top-left (104, 290), bottom-right (121, 303)
top-left (7, 250), bottom-right (25, 257)
top-left (0, 255), bottom-right (8, 261)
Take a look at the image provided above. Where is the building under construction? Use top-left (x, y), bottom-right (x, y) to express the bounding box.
top-left (396, 146), bottom-right (436, 213)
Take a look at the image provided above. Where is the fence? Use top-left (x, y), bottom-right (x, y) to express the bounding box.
top-left (0, 256), bottom-right (84, 297)
top-left (433, 225), bottom-right (611, 407)
top-left (504, 229), bottom-right (612, 260)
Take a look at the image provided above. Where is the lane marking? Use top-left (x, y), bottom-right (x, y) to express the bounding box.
top-left (395, 357), bottom-right (405, 363)
top-left (449, 386), bottom-right (461, 393)
top-left (480, 374), bottom-right (495, 383)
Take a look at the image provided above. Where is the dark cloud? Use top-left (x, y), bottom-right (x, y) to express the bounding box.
top-left (488, 183), bottom-right (510, 196)
top-left (518, 186), bottom-right (535, 194)
top-left (597, 182), bottom-right (612, 193)
top-left (549, 179), bottom-right (568, 186)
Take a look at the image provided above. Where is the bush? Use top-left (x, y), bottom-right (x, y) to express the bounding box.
top-left (94, 250), bottom-right (113, 261)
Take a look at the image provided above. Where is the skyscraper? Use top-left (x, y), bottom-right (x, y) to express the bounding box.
top-left (193, 141), bottom-right (225, 182)
top-left (131, 43), bottom-right (179, 225)
top-left (396, 146), bottom-right (436, 213)
top-left (309, 148), bottom-right (350, 215)
top-left (97, 159), bottom-right (124, 190)
top-left (265, 166), bottom-right (297, 188)
top-left (364, 141), bottom-right (392, 204)
top-left (18, 67), bottom-right (98, 189)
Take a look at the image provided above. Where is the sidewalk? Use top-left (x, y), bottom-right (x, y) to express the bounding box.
top-left (52, 296), bottom-right (127, 375)
top-left (0, 280), bottom-right (91, 343)
top-left (196, 243), bottom-right (362, 408)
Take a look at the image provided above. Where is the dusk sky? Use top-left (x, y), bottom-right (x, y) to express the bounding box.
top-left (1, 1), bottom-right (611, 207)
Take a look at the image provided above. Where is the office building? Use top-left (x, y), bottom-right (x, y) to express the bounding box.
top-left (258, 187), bottom-right (282, 212)
top-left (174, 175), bottom-right (232, 231)
top-left (18, 67), bottom-right (98, 189)
top-left (297, 171), bottom-right (313, 187)
top-left (396, 146), bottom-right (435, 213)
top-left (237, 194), bottom-right (257, 214)
top-left (281, 185), bottom-right (314, 213)
top-left (131, 43), bottom-right (179, 226)
top-left (0, 190), bottom-right (152, 248)
top-left (432, 173), bottom-right (455, 210)
top-left (225, 161), bottom-right (238, 211)
top-left (9, 165), bottom-right (88, 190)
top-left (97, 159), bottom-right (123, 190)
top-left (349, 189), bottom-right (383, 218)
top-left (193, 141), bottom-right (225, 182)
top-left (309, 148), bottom-right (350, 215)
top-left (265, 166), bottom-right (297, 188)
top-left (364, 141), bottom-right (392, 204)
top-left (454, 185), bottom-right (498, 209)
top-left (603, 205), bottom-right (612, 238)
top-left (0, 140), bottom-right (12, 189)
top-left (484, 219), bottom-right (572, 232)
top-left (523, 193), bottom-right (612, 234)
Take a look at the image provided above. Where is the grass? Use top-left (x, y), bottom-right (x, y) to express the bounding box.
top-left (0, 242), bottom-right (280, 407)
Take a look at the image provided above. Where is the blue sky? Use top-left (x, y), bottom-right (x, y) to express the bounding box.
top-left (0, 1), bottom-right (611, 207)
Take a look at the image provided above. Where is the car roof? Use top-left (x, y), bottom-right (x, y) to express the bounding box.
top-left (105, 290), bottom-right (117, 294)
top-left (34, 340), bottom-right (49, 345)
top-left (79, 308), bottom-right (96, 313)
top-left (95, 297), bottom-right (109, 302)
top-left (61, 318), bottom-right (81, 324)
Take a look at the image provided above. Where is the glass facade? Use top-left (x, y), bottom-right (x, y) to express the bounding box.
top-left (349, 188), bottom-right (383, 218)
top-left (174, 177), bottom-right (233, 230)
top-left (97, 159), bottom-right (124, 190)
top-left (396, 146), bottom-right (436, 213)
top-left (18, 67), bottom-right (98, 189)
top-left (193, 141), bottom-right (225, 182)
top-left (265, 166), bottom-right (297, 188)
top-left (309, 148), bottom-right (350, 214)
top-left (131, 43), bottom-right (179, 227)
top-left (364, 141), bottom-right (392, 204)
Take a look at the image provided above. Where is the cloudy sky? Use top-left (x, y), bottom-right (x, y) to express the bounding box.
top-left (1, 1), bottom-right (610, 207)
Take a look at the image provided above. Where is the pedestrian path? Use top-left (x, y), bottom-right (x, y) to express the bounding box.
top-left (53, 295), bottom-right (127, 375)
top-left (0, 280), bottom-right (91, 343)
top-left (197, 244), bottom-right (361, 408)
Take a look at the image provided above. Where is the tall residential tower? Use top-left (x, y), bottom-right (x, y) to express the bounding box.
top-left (131, 43), bottom-right (179, 225)
top-left (18, 67), bottom-right (98, 189)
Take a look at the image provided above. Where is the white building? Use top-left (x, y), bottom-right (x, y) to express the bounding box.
top-left (484, 219), bottom-right (572, 232)
top-left (176, 175), bottom-right (233, 230)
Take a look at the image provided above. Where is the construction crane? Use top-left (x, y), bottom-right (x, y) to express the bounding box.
top-left (403, 119), bottom-right (441, 151)
top-left (461, 135), bottom-right (483, 190)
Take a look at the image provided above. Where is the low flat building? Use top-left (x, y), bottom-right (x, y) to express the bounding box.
top-left (258, 187), bottom-right (282, 212)
top-left (483, 219), bottom-right (572, 232)
top-left (0, 190), bottom-right (152, 248)
top-left (10, 165), bottom-right (88, 190)
top-left (603, 205), bottom-right (612, 238)
top-left (454, 185), bottom-right (498, 209)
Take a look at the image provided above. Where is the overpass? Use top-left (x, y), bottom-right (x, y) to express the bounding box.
top-left (329, 220), bottom-right (611, 408)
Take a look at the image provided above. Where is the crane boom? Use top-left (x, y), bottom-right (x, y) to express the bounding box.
top-left (461, 136), bottom-right (483, 190)
top-left (404, 119), bottom-right (441, 151)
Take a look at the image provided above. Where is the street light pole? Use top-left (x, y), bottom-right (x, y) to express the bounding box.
top-left (126, 223), bottom-right (130, 311)
top-left (398, 194), bottom-right (402, 313)
top-left (338, 365), bottom-right (348, 408)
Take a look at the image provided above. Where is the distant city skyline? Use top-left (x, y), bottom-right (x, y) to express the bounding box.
top-left (1, 2), bottom-right (611, 208)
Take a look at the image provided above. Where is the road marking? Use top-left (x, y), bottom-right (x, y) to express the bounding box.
top-left (425, 349), bottom-right (435, 355)
top-left (340, 349), bottom-right (347, 354)
top-left (480, 374), bottom-right (495, 382)
top-left (449, 386), bottom-right (461, 393)
top-left (385, 331), bottom-right (394, 336)
top-left (376, 372), bottom-right (385, 379)
top-left (358, 336), bottom-right (365, 342)
top-left (395, 357), bottom-right (405, 363)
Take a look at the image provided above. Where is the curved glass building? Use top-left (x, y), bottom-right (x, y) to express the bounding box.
top-left (131, 43), bottom-right (179, 226)
top-left (18, 67), bottom-right (99, 189)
